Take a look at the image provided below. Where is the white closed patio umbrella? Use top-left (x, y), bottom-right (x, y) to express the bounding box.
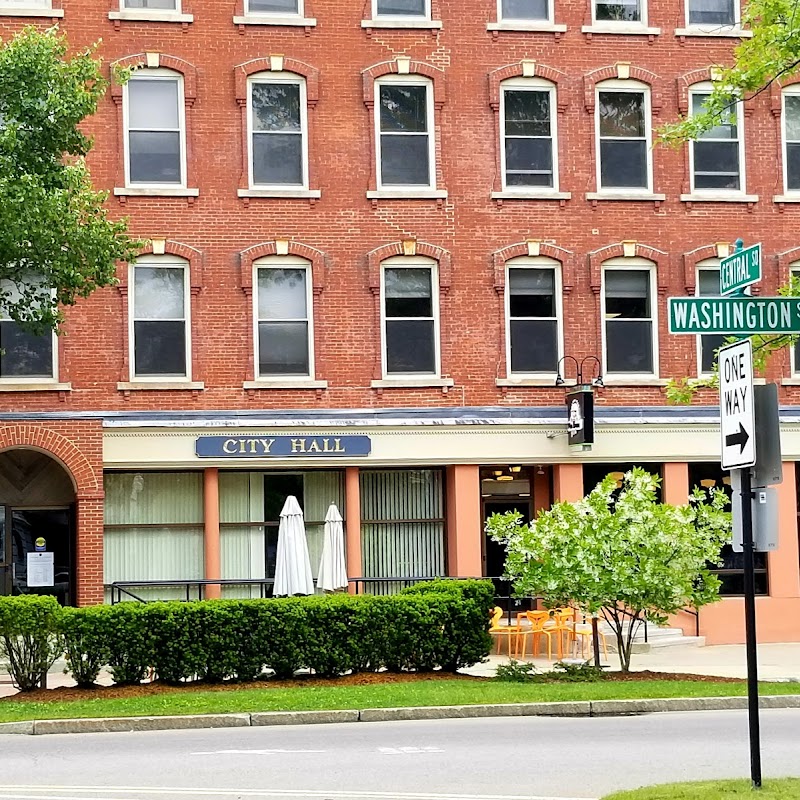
top-left (318, 503), bottom-right (348, 593)
top-left (273, 495), bottom-right (315, 596)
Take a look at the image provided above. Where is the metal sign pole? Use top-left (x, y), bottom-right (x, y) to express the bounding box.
top-left (739, 465), bottom-right (762, 789)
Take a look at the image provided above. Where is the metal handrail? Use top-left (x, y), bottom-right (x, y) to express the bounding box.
top-left (107, 578), bottom-right (288, 604)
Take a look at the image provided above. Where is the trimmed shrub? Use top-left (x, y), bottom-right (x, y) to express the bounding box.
top-left (102, 602), bottom-right (155, 685)
top-left (60, 606), bottom-right (112, 688)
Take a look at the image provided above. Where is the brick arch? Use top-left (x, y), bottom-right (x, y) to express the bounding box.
top-left (676, 67), bottom-right (719, 114)
top-left (367, 240), bottom-right (452, 292)
top-left (362, 59), bottom-right (446, 109)
top-left (584, 64), bottom-right (662, 115)
top-left (770, 76), bottom-right (800, 117)
top-left (588, 242), bottom-right (667, 294)
top-left (778, 246), bottom-right (800, 276)
top-left (489, 61), bottom-right (570, 112)
top-left (682, 242), bottom-right (732, 293)
top-left (239, 240), bottom-right (328, 296)
top-left (136, 239), bottom-right (205, 289)
top-left (110, 54), bottom-right (198, 105)
top-left (491, 241), bottom-right (576, 294)
top-left (0, 426), bottom-right (101, 499)
top-left (234, 57), bottom-right (320, 105)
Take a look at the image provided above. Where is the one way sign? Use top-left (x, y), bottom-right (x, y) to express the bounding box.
top-left (719, 338), bottom-right (756, 470)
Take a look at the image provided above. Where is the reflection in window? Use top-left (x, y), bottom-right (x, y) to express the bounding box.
top-left (501, 0), bottom-right (549, 19)
top-left (688, 0), bottom-right (734, 25)
top-left (508, 268), bottom-right (558, 373)
top-left (383, 266), bottom-right (437, 374)
top-left (598, 91), bottom-right (648, 189)
top-left (376, 0), bottom-right (426, 15)
top-left (595, 0), bottom-right (641, 22)
top-left (246, 0), bottom-right (300, 13)
top-left (603, 269), bottom-right (654, 374)
top-left (256, 267), bottom-right (310, 376)
top-left (377, 82), bottom-right (432, 187)
top-left (123, 0), bottom-right (179, 9)
top-left (0, 279), bottom-right (54, 379)
top-left (691, 92), bottom-right (741, 191)
top-left (783, 93), bottom-right (800, 192)
top-left (502, 88), bottom-right (554, 188)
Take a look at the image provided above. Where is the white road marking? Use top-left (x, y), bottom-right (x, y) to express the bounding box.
top-left (377, 746), bottom-right (445, 754)
top-left (190, 748), bottom-right (327, 755)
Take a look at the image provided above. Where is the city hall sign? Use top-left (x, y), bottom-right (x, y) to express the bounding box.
top-left (195, 435), bottom-right (372, 459)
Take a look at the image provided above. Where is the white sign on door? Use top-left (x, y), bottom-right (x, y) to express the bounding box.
top-left (719, 338), bottom-right (756, 470)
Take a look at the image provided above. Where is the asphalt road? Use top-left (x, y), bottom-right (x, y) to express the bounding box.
top-left (0, 710), bottom-right (798, 800)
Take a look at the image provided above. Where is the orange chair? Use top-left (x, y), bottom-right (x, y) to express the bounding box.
top-left (489, 606), bottom-right (526, 656)
top-left (518, 610), bottom-right (550, 659)
top-left (571, 616), bottom-right (611, 660)
top-left (533, 607), bottom-right (575, 660)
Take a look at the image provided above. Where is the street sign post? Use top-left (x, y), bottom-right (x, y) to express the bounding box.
top-left (720, 243), bottom-right (761, 296)
top-left (668, 296), bottom-right (800, 335)
top-left (719, 339), bottom-right (756, 470)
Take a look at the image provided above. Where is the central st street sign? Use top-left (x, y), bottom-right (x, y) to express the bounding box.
top-left (719, 338), bottom-right (756, 470)
top-left (668, 296), bottom-right (800, 334)
top-left (720, 243), bottom-right (761, 296)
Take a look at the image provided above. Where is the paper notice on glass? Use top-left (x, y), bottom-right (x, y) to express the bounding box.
top-left (27, 552), bottom-right (54, 587)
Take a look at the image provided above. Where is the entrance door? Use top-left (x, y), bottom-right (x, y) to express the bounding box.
top-left (483, 500), bottom-right (531, 612)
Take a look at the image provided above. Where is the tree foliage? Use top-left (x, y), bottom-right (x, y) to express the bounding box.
top-left (0, 26), bottom-right (138, 333)
top-left (486, 468), bottom-right (731, 671)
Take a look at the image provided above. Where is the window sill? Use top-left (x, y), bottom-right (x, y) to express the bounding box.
top-left (773, 194), bottom-right (800, 203)
top-left (674, 26), bottom-right (751, 38)
top-left (581, 23), bottom-right (661, 35)
top-left (487, 21), bottom-right (567, 32)
top-left (366, 189), bottom-right (448, 200)
top-left (243, 379), bottom-right (328, 390)
top-left (117, 381), bottom-right (205, 391)
top-left (114, 187), bottom-right (200, 198)
top-left (586, 191), bottom-right (666, 202)
top-left (0, 8), bottom-right (63, 17)
top-left (496, 377), bottom-right (558, 387)
top-left (680, 193), bottom-right (759, 203)
top-left (108, 10), bottom-right (194, 23)
top-left (361, 18), bottom-right (442, 29)
top-left (492, 190), bottom-right (571, 200)
top-left (0, 381), bottom-right (71, 392)
top-left (232, 15), bottom-right (316, 26)
top-left (602, 378), bottom-right (667, 386)
top-left (780, 378), bottom-right (800, 386)
top-left (238, 188), bottom-right (321, 199)
top-left (371, 377), bottom-right (455, 389)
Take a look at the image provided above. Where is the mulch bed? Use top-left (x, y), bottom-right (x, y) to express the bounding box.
top-left (2, 669), bottom-right (744, 703)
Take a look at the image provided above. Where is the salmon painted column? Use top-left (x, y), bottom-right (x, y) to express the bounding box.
top-left (553, 463), bottom-right (583, 502)
top-left (773, 462), bottom-right (800, 598)
top-left (446, 465), bottom-right (482, 577)
top-left (662, 462), bottom-right (689, 506)
top-left (533, 468), bottom-right (551, 515)
top-left (345, 467), bottom-right (362, 593)
top-left (203, 468), bottom-right (221, 600)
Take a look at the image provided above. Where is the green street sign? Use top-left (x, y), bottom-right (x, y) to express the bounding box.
top-left (668, 296), bottom-right (800, 334)
top-left (719, 243), bottom-right (761, 296)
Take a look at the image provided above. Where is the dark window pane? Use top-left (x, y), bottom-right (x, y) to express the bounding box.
top-left (689, 0), bottom-right (734, 24)
top-left (380, 85), bottom-right (427, 132)
top-left (693, 141), bottom-right (740, 190)
top-left (599, 92), bottom-right (645, 137)
top-left (787, 143), bottom-right (800, 190)
top-left (0, 322), bottom-right (52, 378)
top-left (385, 268), bottom-right (432, 317)
top-left (248, 0), bottom-right (299, 11)
top-left (259, 321), bottom-right (309, 375)
top-left (386, 319), bottom-right (435, 373)
top-left (134, 320), bottom-right (186, 376)
top-left (711, 546), bottom-right (768, 595)
top-left (697, 269), bottom-right (721, 296)
top-left (509, 268), bottom-right (555, 316)
top-left (502, 0), bottom-right (548, 18)
top-left (595, 0), bottom-right (640, 20)
top-left (785, 96), bottom-right (800, 140)
top-left (605, 270), bottom-right (650, 318)
top-left (380, 134), bottom-right (430, 184)
top-left (505, 91), bottom-right (550, 137)
top-left (251, 83), bottom-right (300, 132)
top-left (129, 131), bottom-right (181, 184)
top-left (600, 140), bottom-right (647, 188)
top-left (701, 334), bottom-right (727, 373)
top-left (510, 319), bottom-right (557, 372)
top-left (505, 138), bottom-right (553, 182)
top-left (377, 0), bottom-right (426, 14)
top-left (606, 320), bottom-right (653, 372)
top-left (252, 133), bottom-right (303, 185)
top-left (125, 0), bottom-right (178, 9)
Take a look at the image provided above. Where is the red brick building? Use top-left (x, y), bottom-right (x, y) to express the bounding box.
top-left (0, 0), bottom-right (798, 643)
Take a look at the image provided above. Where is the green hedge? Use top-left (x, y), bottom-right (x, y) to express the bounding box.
top-left (0, 580), bottom-right (494, 689)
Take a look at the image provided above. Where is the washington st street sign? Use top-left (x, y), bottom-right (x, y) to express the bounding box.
top-left (668, 296), bottom-right (800, 335)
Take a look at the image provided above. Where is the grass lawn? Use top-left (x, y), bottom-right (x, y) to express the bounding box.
top-left (0, 678), bottom-right (797, 723)
top-left (601, 778), bottom-right (800, 799)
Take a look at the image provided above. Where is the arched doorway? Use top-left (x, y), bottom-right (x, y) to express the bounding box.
top-left (0, 449), bottom-right (76, 605)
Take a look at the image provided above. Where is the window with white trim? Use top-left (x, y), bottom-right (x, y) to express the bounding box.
top-left (246, 0), bottom-right (300, 13)
top-left (596, 81), bottom-right (651, 191)
top-left (792, 265), bottom-right (800, 373)
top-left (594, 0), bottom-right (642, 23)
top-left (0, 278), bottom-right (55, 380)
top-left (0, 0), bottom-right (51, 7)
top-left (248, 73), bottom-right (308, 189)
top-left (689, 85), bottom-right (743, 192)
top-left (124, 70), bottom-right (185, 187)
top-left (375, 0), bottom-right (428, 17)
top-left (501, 78), bottom-right (558, 190)
top-left (254, 258), bottom-right (314, 377)
top-left (783, 88), bottom-right (800, 194)
top-left (375, 76), bottom-right (435, 189)
top-left (687, 0), bottom-right (736, 26)
top-left (695, 261), bottom-right (726, 375)
top-left (122, 0), bottom-right (179, 9)
top-left (506, 257), bottom-right (562, 375)
top-left (130, 257), bottom-right (190, 379)
top-left (500, 0), bottom-right (550, 19)
top-left (381, 258), bottom-right (439, 376)
top-left (602, 261), bottom-right (657, 376)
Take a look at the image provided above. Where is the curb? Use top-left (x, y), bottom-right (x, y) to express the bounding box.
top-left (0, 695), bottom-right (797, 735)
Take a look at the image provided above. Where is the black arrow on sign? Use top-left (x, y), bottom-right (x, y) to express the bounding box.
top-left (725, 422), bottom-right (750, 453)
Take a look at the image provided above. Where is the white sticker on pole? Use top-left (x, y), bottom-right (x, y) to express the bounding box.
top-left (719, 338), bottom-right (756, 470)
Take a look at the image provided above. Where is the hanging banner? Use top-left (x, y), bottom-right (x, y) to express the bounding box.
top-left (195, 434), bottom-right (372, 458)
top-left (566, 387), bottom-right (594, 446)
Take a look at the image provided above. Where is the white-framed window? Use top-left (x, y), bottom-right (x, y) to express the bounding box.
top-left (254, 257), bottom-right (314, 378)
top-left (0, 279), bottom-right (55, 381)
top-left (0, 0), bottom-right (51, 7)
top-left (375, 75), bottom-right (435, 190)
top-left (123, 69), bottom-right (186, 188)
top-left (601, 259), bottom-right (657, 376)
top-left (782, 88), bottom-right (800, 194)
top-left (594, 0), bottom-right (643, 24)
top-left (381, 257), bottom-right (440, 377)
top-left (129, 257), bottom-right (190, 380)
top-left (499, 0), bottom-right (550, 20)
top-left (247, 73), bottom-right (308, 189)
top-left (686, 0), bottom-right (736, 26)
top-left (374, 0), bottom-right (429, 17)
top-left (505, 257), bottom-right (562, 375)
top-left (596, 81), bottom-right (652, 192)
top-left (500, 78), bottom-right (558, 191)
top-left (122, 0), bottom-right (179, 9)
top-left (792, 265), bottom-right (800, 374)
top-left (246, 0), bottom-right (300, 14)
top-left (689, 84), bottom-right (743, 192)
top-left (695, 261), bottom-right (726, 375)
